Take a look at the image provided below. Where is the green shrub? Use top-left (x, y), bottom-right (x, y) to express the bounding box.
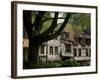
top-left (60, 59), bottom-right (80, 67)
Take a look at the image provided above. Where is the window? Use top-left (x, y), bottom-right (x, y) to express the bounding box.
top-left (41, 45), bottom-right (44, 54)
top-left (89, 49), bottom-right (91, 56)
top-left (55, 47), bottom-right (58, 55)
top-left (50, 46), bottom-right (53, 55)
top-left (78, 38), bottom-right (81, 43)
top-left (66, 33), bottom-right (69, 39)
top-left (86, 39), bottom-right (90, 45)
top-left (65, 44), bottom-right (71, 53)
top-left (60, 34), bottom-right (65, 39)
top-left (73, 48), bottom-right (77, 56)
top-left (60, 33), bottom-right (69, 40)
top-left (78, 49), bottom-right (81, 56)
top-left (75, 38), bottom-right (78, 43)
top-left (85, 49), bottom-right (88, 56)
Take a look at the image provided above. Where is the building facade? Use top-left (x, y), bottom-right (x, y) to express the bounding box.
top-left (73, 33), bottom-right (91, 66)
top-left (23, 26), bottom-right (91, 66)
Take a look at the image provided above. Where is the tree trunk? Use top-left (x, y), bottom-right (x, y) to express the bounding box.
top-left (28, 39), bottom-right (40, 68)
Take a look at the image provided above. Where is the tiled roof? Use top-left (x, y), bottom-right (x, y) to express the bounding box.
top-left (64, 24), bottom-right (90, 39)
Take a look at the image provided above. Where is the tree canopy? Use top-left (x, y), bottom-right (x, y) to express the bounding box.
top-left (68, 13), bottom-right (91, 34)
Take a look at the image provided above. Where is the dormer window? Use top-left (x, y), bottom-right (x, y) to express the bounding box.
top-left (60, 32), bottom-right (69, 40)
top-left (65, 33), bottom-right (69, 39)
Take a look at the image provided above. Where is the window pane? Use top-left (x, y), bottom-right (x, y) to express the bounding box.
top-left (85, 49), bottom-right (88, 56)
top-left (50, 46), bottom-right (53, 55)
top-left (79, 49), bottom-right (81, 56)
top-left (74, 48), bottom-right (77, 56)
top-left (66, 33), bottom-right (69, 39)
top-left (89, 49), bottom-right (91, 56)
top-left (65, 44), bottom-right (71, 53)
top-left (55, 47), bottom-right (58, 55)
top-left (41, 45), bottom-right (44, 54)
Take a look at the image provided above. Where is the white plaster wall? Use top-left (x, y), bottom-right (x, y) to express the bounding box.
top-left (47, 39), bottom-right (61, 61)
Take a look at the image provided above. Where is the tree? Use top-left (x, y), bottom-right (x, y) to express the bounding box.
top-left (23, 11), bottom-right (71, 68)
top-left (68, 13), bottom-right (91, 33)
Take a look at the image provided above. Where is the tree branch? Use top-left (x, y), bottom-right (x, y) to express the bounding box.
top-left (33, 11), bottom-right (46, 32)
top-left (39, 12), bottom-right (59, 38)
top-left (42, 13), bottom-right (71, 42)
top-left (32, 12), bottom-right (59, 41)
